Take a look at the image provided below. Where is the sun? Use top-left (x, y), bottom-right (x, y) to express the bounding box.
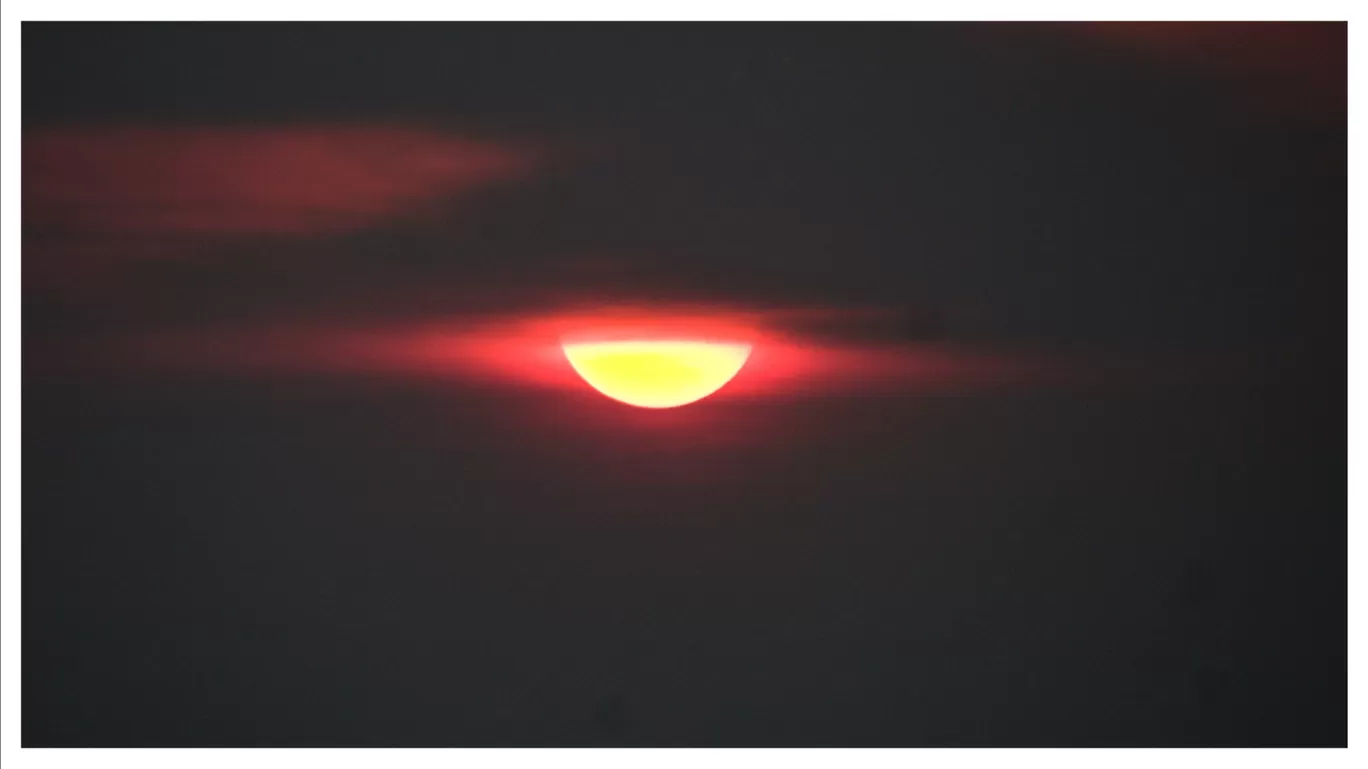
top-left (562, 340), bottom-right (753, 408)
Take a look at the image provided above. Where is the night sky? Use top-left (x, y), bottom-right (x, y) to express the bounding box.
top-left (22, 23), bottom-right (1345, 746)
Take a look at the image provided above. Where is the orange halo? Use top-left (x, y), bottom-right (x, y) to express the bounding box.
top-left (562, 340), bottom-right (753, 408)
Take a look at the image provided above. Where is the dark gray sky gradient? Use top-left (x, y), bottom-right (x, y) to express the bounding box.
top-left (23, 22), bottom-right (1345, 746)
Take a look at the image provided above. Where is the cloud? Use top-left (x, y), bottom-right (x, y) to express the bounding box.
top-left (1062, 22), bottom-right (1345, 120)
top-left (23, 126), bottom-right (536, 237)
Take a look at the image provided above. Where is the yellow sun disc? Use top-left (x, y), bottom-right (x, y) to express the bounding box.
top-left (562, 340), bottom-right (753, 409)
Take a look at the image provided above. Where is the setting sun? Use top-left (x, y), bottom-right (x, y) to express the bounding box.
top-left (562, 340), bottom-right (752, 408)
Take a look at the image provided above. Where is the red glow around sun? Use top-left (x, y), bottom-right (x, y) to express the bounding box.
top-left (103, 304), bottom-right (1044, 408)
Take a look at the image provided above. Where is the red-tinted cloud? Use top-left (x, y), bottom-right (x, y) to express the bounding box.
top-left (1064, 22), bottom-right (1345, 120)
top-left (41, 305), bottom-right (1063, 397)
top-left (23, 126), bottom-right (535, 236)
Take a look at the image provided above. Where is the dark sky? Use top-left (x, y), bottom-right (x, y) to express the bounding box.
top-left (23, 22), bottom-right (1345, 746)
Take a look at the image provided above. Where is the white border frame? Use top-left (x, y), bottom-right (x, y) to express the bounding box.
top-left (2, 4), bottom-right (1356, 766)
